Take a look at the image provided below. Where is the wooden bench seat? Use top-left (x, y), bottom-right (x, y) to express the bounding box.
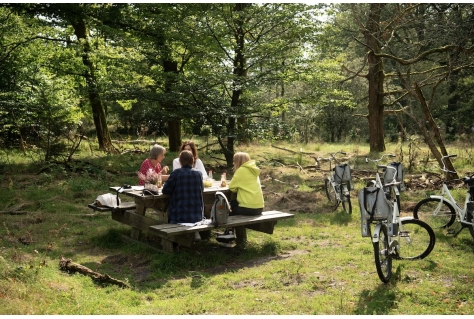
top-left (87, 201), bottom-right (137, 213)
top-left (148, 210), bottom-right (294, 252)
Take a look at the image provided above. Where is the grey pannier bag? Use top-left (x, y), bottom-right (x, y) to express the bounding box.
top-left (358, 187), bottom-right (393, 237)
top-left (334, 163), bottom-right (353, 190)
top-left (383, 162), bottom-right (406, 191)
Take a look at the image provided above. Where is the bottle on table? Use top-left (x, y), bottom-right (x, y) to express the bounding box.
top-left (208, 170), bottom-right (213, 180)
top-left (157, 172), bottom-right (162, 188)
top-left (220, 172), bottom-right (227, 187)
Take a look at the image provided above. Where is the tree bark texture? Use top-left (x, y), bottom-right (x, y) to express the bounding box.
top-left (363, 4), bottom-right (386, 152)
top-left (413, 83), bottom-right (458, 179)
top-left (224, 3), bottom-right (251, 167)
top-left (163, 59), bottom-right (182, 152)
top-left (70, 18), bottom-right (115, 153)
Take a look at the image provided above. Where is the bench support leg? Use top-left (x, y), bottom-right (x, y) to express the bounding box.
top-left (235, 226), bottom-right (247, 246)
top-left (161, 239), bottom-right (175, 253)
top-left (131, 202), bottom-right (146, 240)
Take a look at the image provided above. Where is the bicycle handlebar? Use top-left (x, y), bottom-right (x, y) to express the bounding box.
top-left (365, 154), bottom-right (396, 164)
top-left (440, 154), bottom-right (457, 175)
top-left (316, 151), bottom-right (346, 163)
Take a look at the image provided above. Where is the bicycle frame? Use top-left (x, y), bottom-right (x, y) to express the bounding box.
top-left (428, 183), bottom-right (473, 227)
top-left (318, 151), bottom-right (349, 202)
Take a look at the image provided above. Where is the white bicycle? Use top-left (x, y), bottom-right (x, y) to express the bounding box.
top-left (317, 151), bottom-right (352, 214)
top-left (413, 154), bottom-right (474, 239)
top-left (360, 163), bottom-right (436, 283)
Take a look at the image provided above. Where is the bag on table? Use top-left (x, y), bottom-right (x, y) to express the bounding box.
top-left (210, 191), bottom-right (231, 226)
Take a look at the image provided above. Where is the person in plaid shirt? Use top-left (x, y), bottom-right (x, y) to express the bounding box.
top-left (162, 150), bottom-right (204, 224)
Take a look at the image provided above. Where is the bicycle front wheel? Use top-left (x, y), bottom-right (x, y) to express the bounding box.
top-left (396, 219), bottom-right (436, 260)
top-left (413, 197), bottom-right (456, 229)
top-left (373, 224), bottom-right (392, 283)
top-left (341, 185), bottom-right (352, 214)
top-left (325, 178), bottom-right (337, 203)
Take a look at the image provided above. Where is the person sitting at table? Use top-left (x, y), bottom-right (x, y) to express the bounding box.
top-left (172, 140), bottom-right (207, 177)
top-left (217, 152), bottom-right (264, 244)
top-left (138, 144), bottom-right (170, 186)
top-left (162, 150), bottom-right (204, 241)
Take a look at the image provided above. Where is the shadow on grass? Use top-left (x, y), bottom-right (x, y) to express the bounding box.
top-left (83, 228), bottom-right (294, 291)
top-left (354, 264), bottom-right (403, 314)
top-left (329, 209), bottom-right (353, 226)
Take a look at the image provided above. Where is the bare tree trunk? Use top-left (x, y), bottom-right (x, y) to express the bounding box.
top-left (223, 3), bottom-right (251, 167)
top-left (363, 3), bottom-right (386, 152)
top-left (163, 59), bottom-right (181, 152)
top-left (413, 83), bottom-right (458, 179)
top-left (70, 18), bottom-right (115, 153)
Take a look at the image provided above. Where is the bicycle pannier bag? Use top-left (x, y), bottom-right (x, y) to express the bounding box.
top-left (464, 175), bottom-right (474, 200)
top-left (358, 187), bottom-right (393, 236)
top-left (211, 191), bottom-right (230, 226)
top-left (383, 162), bottom-right (406, 191)
top-left (334, 164), bottom-right (352, 184)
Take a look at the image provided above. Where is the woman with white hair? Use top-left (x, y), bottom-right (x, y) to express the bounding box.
top-left (138, 144), bottom-right (170, 186)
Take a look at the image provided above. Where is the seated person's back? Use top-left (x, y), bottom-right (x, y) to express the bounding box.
top-left (162, 150), bottom-right (204, 224)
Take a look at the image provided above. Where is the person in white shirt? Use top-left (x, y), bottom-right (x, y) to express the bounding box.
top-left (172, 141), bottom-right (207, 177)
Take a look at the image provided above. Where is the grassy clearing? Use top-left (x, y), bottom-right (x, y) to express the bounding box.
top-left (0, 139), bottom-right (473, 314)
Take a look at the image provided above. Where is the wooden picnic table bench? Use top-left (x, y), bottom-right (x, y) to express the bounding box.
top-left (95, 182), bottom-right (293, 253)
top-left (148, 210), bottom-right (294, 253)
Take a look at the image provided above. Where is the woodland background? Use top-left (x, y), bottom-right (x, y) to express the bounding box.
top-left (1, 3), bottom-right (474, 170)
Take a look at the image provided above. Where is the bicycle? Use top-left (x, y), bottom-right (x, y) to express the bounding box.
top-left (359, 163), bottom-right (436, 283)
top-left (412, 154), bottom-right (474, 240)
top-left (316, 151), bottom-right (353, 214)
top-left (365, 154), bottom-right (405, 213)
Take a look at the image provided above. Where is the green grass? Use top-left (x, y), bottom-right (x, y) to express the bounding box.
top-left (0, 139), bottom-right (474, 314)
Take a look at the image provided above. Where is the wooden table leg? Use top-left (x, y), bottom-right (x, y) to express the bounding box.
top-left (131, 201), bottom-right (146, 240)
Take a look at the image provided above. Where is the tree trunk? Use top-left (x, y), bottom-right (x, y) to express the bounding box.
top-left (364, 4), bottom-right (386, 152)
top-left (223, 3), bottom-right (251, 167)
top-left (70, 18), bottom-right (115, 153)
top-left (413, 83), bottom-right (458, 179)
top-left (163, 59), bottom-right (181, 152)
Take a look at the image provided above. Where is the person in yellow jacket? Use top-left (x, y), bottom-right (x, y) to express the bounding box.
top-left (217, 152), bottom-right (264, 245)
top-left (228, 152), bottom-right (264, 216)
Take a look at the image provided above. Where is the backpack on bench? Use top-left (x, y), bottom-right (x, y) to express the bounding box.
top-left (210, 191), bottom-right (231, 227)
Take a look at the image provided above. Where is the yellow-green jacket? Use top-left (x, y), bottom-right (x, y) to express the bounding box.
top-left (229, 160), bottom-right (264, 209)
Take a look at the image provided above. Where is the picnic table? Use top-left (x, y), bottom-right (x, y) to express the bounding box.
top-left (102, 180), bottom-right (294, 253)
top-left (109, 180), bottom-right (231, 240)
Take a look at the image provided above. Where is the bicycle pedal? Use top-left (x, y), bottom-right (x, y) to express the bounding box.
top-left (446, 228), bottom-right (455, 235)
top-left (399, 231), bottom-right (409, 237)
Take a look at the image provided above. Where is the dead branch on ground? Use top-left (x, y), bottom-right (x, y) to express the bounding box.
top-left (59, 257), bottom-right (129, 288)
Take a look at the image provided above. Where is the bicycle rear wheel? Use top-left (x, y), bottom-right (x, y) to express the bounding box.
top-left (373, 224), bottom-right (392, 283)
top-left (465, 210), bottom-right (474, 240)
top-left (341, 184), bottom-right (352, 214)
top-left (396, 219), bottom-right (436, 260)
top-left (413, 197), bottom-right (456, 229)
top-left (325, 178), bottom-right (337, 203)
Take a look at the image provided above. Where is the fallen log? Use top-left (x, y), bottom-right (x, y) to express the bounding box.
top-left (271, 144), bottom-right (315, 155)
top-left (0, 211), bottom-right (28, 215)
top-left (59, 257), bottom-right (129, 288)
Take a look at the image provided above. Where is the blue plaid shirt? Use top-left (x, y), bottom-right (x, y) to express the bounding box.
top-left (162, 165), bottom-right (204, 224)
